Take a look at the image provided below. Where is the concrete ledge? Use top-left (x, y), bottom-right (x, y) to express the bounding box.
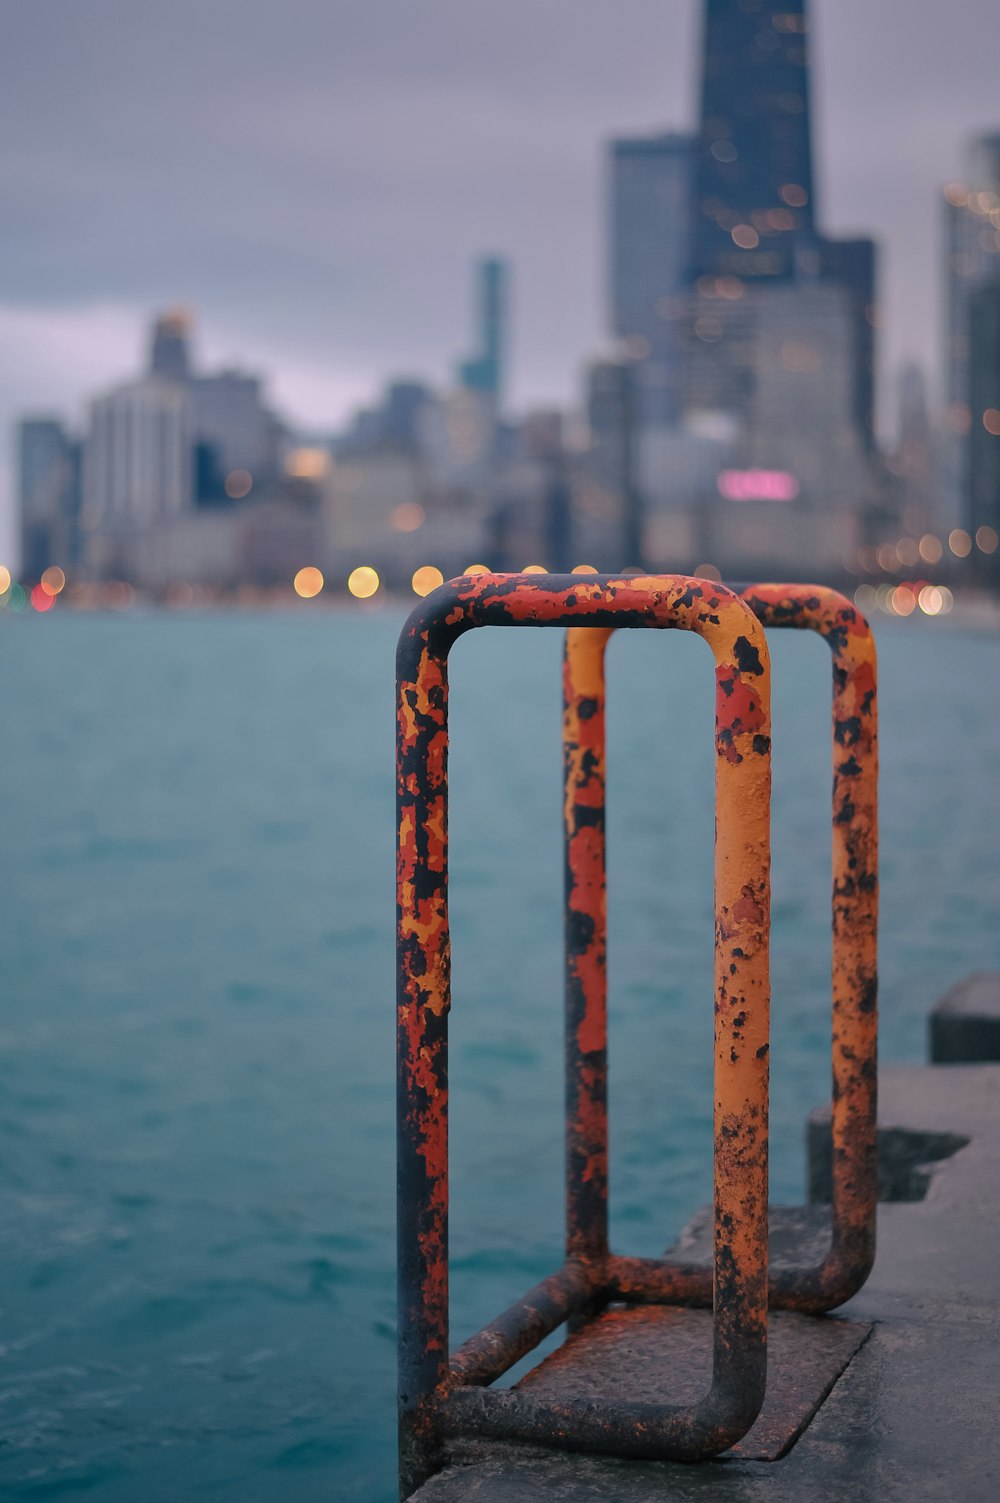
top-left (409, 1063), bottom-right (1000, 1502)
top-left (931, 972), bottom-right (1000, 1063)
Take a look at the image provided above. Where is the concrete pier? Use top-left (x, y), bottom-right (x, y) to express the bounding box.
top-left (409, 983), bottom-right (1000, 1502)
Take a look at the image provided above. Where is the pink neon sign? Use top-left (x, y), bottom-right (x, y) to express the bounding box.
top-left (717, 469), bottom-right (800, 502)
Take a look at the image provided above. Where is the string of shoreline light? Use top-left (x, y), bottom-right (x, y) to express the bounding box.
top-left (1, 526), bottom-right (995, 615)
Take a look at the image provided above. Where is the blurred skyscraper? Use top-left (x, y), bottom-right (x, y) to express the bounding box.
top-left (942, 134), bottom-right (1000, 530)
top-left (693, 0), bottom-right (815, 283)
top-left (609, 133), bottom-right (694, 423)
top-left (17, 418), bottom-right (79, 580)
top-left (967, 282), bottom-right (1000, 583)
top-left (457, 256), bottom-right (507, 407)
top-left (149, 309), bottom-right (193, 383)
top-left (82, 376), bottom-right (193, 576)
top-left (686, 0), bottom-right (876, 448)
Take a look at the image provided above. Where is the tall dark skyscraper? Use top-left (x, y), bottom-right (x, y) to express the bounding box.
top-left (693, 0), bottom-right (816, 283)
top-left (683, 0), bottom-right (877, 449)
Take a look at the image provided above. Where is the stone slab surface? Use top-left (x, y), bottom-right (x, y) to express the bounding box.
top-left (514, 1306), bottom-right (869, 1462)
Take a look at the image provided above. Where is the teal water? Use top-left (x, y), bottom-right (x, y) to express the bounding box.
top-left (0, 610), bottom-right (997, 1500)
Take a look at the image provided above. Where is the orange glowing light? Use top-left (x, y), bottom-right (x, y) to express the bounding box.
top-left (731, 224), bottom-right (760, 249)
top-left (30, 583), bottom-right (55, 613)
top-left (392, 503), bottom-right (426, 533)
top-left (521, 565), bottom-right (548, 574)
top-left (983, 410), bottom-right (1000, 437)
top-left (918, 534), bottom-right (943, 565)
top-left (571, 564), bottom-right (599, 575)
top-left (224, 469), bottom-right (253, 499)
top-left (976, 525), bottom-right (998, 554)
top-left (347, 565), bottom-right (380, 599)
top-left (948, 529), bottom-right (972, 558)
top-left (0, 565), bottom-right (10, 595)
top-left (40, 566), bottom-right (66, 596)
top-left (285, 448), bottom-right (331, 480)
top-left (293, 566), bottom-right (324, 599)
top-left (411, 565), bottom-right (444, 597)
top-left (462, 564), bottom-right (491, 576)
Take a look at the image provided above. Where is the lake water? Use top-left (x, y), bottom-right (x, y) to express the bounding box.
top-left (1, 607), bottom-right (997, 1500)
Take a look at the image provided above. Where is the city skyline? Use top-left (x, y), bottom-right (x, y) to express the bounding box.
top-left (3, 0), bottom-right (1000, 567)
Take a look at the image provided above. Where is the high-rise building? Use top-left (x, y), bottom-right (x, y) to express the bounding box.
top-left (17, 418), bottom-right (78, 579)
top-left (942, 136), bottom-right (1000, 527)
top-left (944, 140), bottom-right (1000, 421)
top-left (83, 378), bottom-right (192, 536)
top-left (612, 134), bottom-right (694, 342)
top-left (679, 0), bottom-right (876, 514)
top-left (457, 257), bottom-right (507, 407)
top-left (820, 235), bottom-right (878, 452)
top-left (967, 282), bottom-right (1000, 582)
top-left (190, 370), bottom-right (280, 502)
top-left (149, 308), bottom-right (193, 383)
top-left (610, 133), bottom-right (694, 423)
top-left (693, 0), bottom-right (816, 284)
top-left (583, 357), bottom-right (643, 566)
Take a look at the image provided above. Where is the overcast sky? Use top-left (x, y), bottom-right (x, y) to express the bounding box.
top-left (2, 0), bottom-right (999, 563)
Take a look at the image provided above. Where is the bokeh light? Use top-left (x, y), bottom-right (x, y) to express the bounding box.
top-left (0, 564), bottom-right (10, 595)
top-left (40, 565), bottom-right (66, 596)
top-left (30, 583), bottom-right (56, 613)
top-left (982, 409), bottom-right (1000, 437)
top-left (224, 469), bottom-right (253, 499)
top-left (571, 564), bottom-right (599, 575)
top-left (976, 525), bottom-right (998, 554)
top-left (948, 528), bottom-right (972, 558)
top-left (411, 565), bottom-right (444, 597)
top-left (293, 566), bottom-right (324, 599)
top-left (347, 565), bottom-right (380, 599)
top-left (890, 584), bottom-right (916, 617)
top-left (895, 537), bottom-right (919, 567)
top-left (694, 563), bottom-right (722, 581)
top-left (918, 534), bottom-right (943, 565)
top-left (918, 585), bottom-right (947, 616)
top-left (731, 224), bottom-right (759, 249)
top-left (392, 503), bottom-right (425, 533)
top-left (285, 447), bottom-right (330, 480)
top-left (105, 581), bottom-right (135, 610)
top-left (854, 585), bottom-right (877, 614)
top-left (521, 564), bottom-right (547, 574)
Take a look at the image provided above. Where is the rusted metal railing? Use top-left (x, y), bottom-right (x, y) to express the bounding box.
top-left (397, 573), bottom-right (771, 1497)
top-left (562, 583), bottom-right (878, 1314)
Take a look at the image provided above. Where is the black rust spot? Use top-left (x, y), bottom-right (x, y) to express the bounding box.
top-left (733, 636), bottom-right (765, 676)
